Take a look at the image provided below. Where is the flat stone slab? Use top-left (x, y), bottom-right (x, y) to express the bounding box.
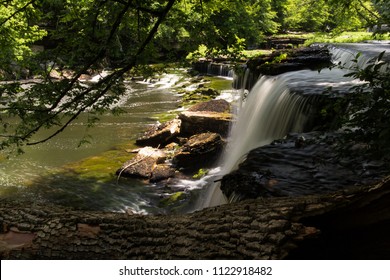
top-left (178, 111), bottom-right (232, 137)
top-left (187, 99), bottom-right (230, 113)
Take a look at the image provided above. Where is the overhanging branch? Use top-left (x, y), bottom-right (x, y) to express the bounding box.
top-left (25, 0), bottom-right (177, 146)
top-left (0, 0), bottom-right (36, 26)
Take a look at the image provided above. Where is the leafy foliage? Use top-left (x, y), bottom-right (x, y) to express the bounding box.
top-left (282, 0), bottom-right (380, 32)
top-left (1, 0), bottom-right (176, 151)
top-left (0, 0), bottom-right (47, 78)
top-left (341, 52), bottom-right (390, 159)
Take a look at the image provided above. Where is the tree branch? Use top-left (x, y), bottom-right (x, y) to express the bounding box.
top-left (25, 0), bottom-right (177, 146)
top-left (15, 1), bottom-right (136, 144)
top-left (0, 0), bottom-right (36, 26)
top-left (111, 0), bottom-right (164, 17)
top-left (356, 0), bottom-right (381, 21)
top-left (1, 176), bottom-right (389, 259)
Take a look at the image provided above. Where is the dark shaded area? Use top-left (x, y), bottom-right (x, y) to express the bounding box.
top-left (287, 184), bottom-right (390, 259)
top-left (287, 221), bottom-right (390, 259)
top-left (221, 132), bottom-right (388, 201)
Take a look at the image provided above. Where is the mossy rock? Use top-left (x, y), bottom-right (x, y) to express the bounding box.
top-left (181, 87), bottom-right (220, 107)
top-left (65, 145), bottom-right (136, 182)
top-left (159, 191), bottom-right (187, 207)
top-left (208, 77), bottom-right (233, 91)
top-left (193, 168), bottom-right (209, 179)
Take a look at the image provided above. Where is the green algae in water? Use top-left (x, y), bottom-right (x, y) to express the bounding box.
top-left (65, 144), bottom-right (136, 183)
top-left (159, 191), bottom-right (187, 207)
top-left (207, 77), bottom-right (233, 91)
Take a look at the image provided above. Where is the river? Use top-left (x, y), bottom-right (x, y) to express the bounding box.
top-left (1, 42), bottom-right (389, 214)
top-left (0, 73), bottom-right (189, 214)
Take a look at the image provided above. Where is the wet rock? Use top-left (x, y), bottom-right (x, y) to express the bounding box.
top-left (173, 132), bottom-right (225, 171)
top-left (150, 164), bottom-right (176, 182)
top-left (136, 119), bottom-right (181, 148)
top-left (159, 192), bottom-right (187, 208)
top-left (187, 99), bottom-right (230, 113)
top-left (179, 111), bottom-right (231, 137)
top-left (221, 132), bottom-right (388, 201)
top-left (116, 147), bottom-right (167, 179)
top-left (246, 46), bottom-right (332, 76)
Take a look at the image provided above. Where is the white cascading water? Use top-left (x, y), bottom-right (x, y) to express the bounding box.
top-left (196, 43), bottom-right (389, 210)
top-left (198, 73), bottom-right (313, 208)
top-left (328, 42), bottom-right (389, 71)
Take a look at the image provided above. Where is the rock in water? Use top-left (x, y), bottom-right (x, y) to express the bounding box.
top-left (179, 111), bottom-right (231, 137)
top-left (173, 132), bottom-right (225, 171)
top-left (187, 99), bottom-right (230, 113)
top-left (116, 147), bottom-right (170, 180)
top-left (136, 119), bottom-right (181, 147)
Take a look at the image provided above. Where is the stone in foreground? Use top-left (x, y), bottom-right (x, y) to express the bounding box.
top-left (173, 132), bottom-right (225, 171)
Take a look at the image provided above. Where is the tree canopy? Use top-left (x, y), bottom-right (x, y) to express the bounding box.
top-left (0, 0), bottom-right (389, 151)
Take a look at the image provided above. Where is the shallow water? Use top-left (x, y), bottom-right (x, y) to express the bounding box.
top-left (0, 75), bottom-right (183, 214)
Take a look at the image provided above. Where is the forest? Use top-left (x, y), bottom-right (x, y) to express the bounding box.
top-left (0, 0), bottom-right (389, 149)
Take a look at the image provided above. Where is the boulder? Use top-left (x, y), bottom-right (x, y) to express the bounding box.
top-left (187, 99), bottom-right (230, 113)
top-left (179, 99), bottom-right (232, 137)
top-left (116, 147), bottom-right (168, 179)
top-left (173, 132), bottom-right (225, 170)
top-left (150, 164), bottom-right (176, 182)
top-left (179, 111), bottom-right (231, 137)
top-left (136, 119), bottom-right (181, 147)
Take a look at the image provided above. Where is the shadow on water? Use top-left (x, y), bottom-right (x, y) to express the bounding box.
top-left (0, 73), bottom-right (190, 214)
top-left (1, 170), bottom-right (165, 214)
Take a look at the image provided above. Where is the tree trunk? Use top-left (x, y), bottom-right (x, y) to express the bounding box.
top-left (1, 176), bottom-right (390, 259)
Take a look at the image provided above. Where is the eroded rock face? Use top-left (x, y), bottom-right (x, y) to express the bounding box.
top-left (246, 46), bottom-right (332, 76)
top-left (221, 132), bottom-right (388, 201)
top-left (136, 119), bottom-right (181, 148)
top-left (173, 132), bottom-right (225, 170)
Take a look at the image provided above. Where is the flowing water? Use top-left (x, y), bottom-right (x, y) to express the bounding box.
top-left (197, 42), bottom-right (390, 208)
top-left (0, 74), bottom-right (184, 213)
top-left (1, 43), bottom-right (389, 213)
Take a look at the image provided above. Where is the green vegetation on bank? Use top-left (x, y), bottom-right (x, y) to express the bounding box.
top-left (304, 31), bottom-right (390, 45)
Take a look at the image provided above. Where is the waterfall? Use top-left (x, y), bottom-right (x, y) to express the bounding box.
top-left (328, 43), bottom-right (390, 71)
top-left (198, 72), bottom-right (313, 208)
top-left (329, 45), bottom-right (372, 69)
top-left (195, 43), bottom-right (389, 210)
top-left (194, 61), bottom-right (235, 77)
top-left (205, 63), bottom-right (234, 77)
top-left (223, 75), bottom-right (312, 171)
